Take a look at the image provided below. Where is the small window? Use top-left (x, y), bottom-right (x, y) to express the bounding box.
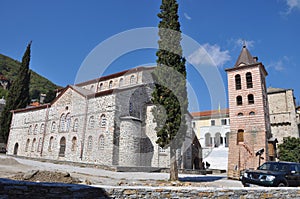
top-left (237, 129), bottom-right (244, 144)
top-left (130, 75), bottom-right (135, 84)
top-left (98, 83), bottom-right (103, 91)
top-left (28, 125), bottom-right (32, 135)
top-left (211, 120), bottom-right (215, 126)
top-left (25, 139), bottom-right (30, 152)
top-left (248, 94), bottom-right (254, 104)
top-left (40, 123), bottom-right (45, 134)
top-left (100, 114), bottom-right (106, 127)
top-left (109, 81), bottom-right (113, 89)
top-left (98, 135), bottom-right (105, 150)
top-left (87, 136), bottom-right (93, 151)
top-left (249, 111), bottom-right (255, 115)
top-left (89, 116), bottom-right (95, 129)
top-left (34, 124), bottom-right (38, 135)
top-left (221, 119), bottom-right (227, 125)
top-left (71, 136), bottom-right (77, 151)
top-left (235, 74), bottom-right (241, 90)
top-left (238, 112), bottom-right (244, 116)
top-left (51, 122), bottom-right (56, 132)
top-left (60, 114), bottom-right (65, 132)
top-left (59, 137), bottom-right (66, 157)
top-left (65, 113), bottom-right (71, 131)
top-left (119, 78), bottom-right (124, 87)
top-left (73, 119), bottom-right (79, 132)
top-left (246, 72), bottom-right (253, 88)
top-left (236, 96), bottom-right (243, 106)
top-left (48, 136), bottom-right (54, 152)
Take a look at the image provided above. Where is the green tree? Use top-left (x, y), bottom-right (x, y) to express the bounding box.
top-left (152, 0), bottom-right (188, 181)
top-left (278, 137), bottom-right (300, 163)
top-left (0, 42), bottom-right (31, 143)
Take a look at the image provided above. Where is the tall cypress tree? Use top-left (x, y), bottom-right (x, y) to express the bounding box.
top-left (152, 0), bottom-right (188, 181)
top-left (0, 42), bottom-right (31, 143)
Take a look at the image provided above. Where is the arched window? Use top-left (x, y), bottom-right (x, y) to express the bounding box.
top-left (98, 83), bottom-right (103, 91)
top-left (130, 75), bottom-right (135, 84)
top-left (109, 81), bottom-right (113, 89)
top-left (71, 136), bottom-right (77, 151)
top-left (59, 114), bottom-right (65, 132)
top-left (37, 138), bottom-right (42, 152)
top-left (90, 85), bottom-right (94, 91)
top-left (205, 133), bottom-right (212, 147)
top-left (73, 119), bottom-right (79, 132)
top-left (246, 72), bottom-right (253, 88)
top-left (40, 123), bottom-right (45, 134)
top-left (100, 114), bottom-right (106, 127)
top-left (51, 122), bottom-right (56, 133)
top-left (87, 136), bottom-right (93, 151)
top-left (25, 139), bottom-right (30, 152)
top-left (28, 125), bottom-right (32, 135)
top-left (89, 116), bottom-right (95, 129)
top-left (236, 96), bottom-right (243, 105)
top-left (98, 135), bottom-right (105, 150)
top-left (34, 124), bottom-right (38, 135)
top-left (237, 129), bottom-right (244, 144)
top-left (235, 74), bottom-right (241, 90)
top-left (119, 78), bottom-right (124, 87)
top-left (48, 136), bottom-right (54, 151)
top-left (65, 113), bottom-right (71, 131)
top-left (31, 138), bottom-right (36, 152)
top-left (249, 111), bottom-right (255, 115)
top-left (59, 137), bottom-right (66, 157)
top-left (237, 112), bottom-right (244, 116)
top-left (248, 94), bottom-right (254, 104)
top-left (215, 132), bottom-right (222, 147)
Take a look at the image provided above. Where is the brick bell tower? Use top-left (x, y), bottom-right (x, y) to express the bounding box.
top-left (225, 45), bottom-right (272, 179)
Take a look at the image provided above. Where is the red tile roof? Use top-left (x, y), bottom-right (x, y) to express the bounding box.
top-left (191, 108), bottom-right (229, 118)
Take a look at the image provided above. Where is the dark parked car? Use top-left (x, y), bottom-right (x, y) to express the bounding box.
top-left (241, 161), bottom-right (300, 187)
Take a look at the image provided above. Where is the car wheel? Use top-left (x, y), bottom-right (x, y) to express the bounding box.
top-left (277, 182), bottom-right (286, 187)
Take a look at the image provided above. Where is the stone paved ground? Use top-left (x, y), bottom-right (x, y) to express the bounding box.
top-left (0, 154), bottom-right (243, 188)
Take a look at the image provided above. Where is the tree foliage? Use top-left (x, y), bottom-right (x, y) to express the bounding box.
top-left (278, 137), bottom-right (300, 163)
top-left (0, 42), bottom-right (32, 143)
top-left (152, 0), bottom-right (188, 181)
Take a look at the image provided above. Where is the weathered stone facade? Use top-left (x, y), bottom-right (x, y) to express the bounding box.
top-left (225, 46), bottom-right (272, 179)
top-left (6, 67), bottom-right (200, 170)
top-left (268, 87), bottom-right (300, 144)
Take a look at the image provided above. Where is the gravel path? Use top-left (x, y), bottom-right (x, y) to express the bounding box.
top-left (0, 154), bottom-right (242, 187)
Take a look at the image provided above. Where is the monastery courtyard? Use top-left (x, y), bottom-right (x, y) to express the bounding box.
top-left (0, 154), bottom-right (242, 188)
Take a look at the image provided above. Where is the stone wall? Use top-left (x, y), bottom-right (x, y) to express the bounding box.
top-left (1, 179), bottom-right (300, 199)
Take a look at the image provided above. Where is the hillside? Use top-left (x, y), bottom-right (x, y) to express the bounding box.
top-left (0, 53), bottom-right (60, 103)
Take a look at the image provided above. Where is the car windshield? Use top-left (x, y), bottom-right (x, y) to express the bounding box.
top-left (258, 162), bottom-right (289, 172)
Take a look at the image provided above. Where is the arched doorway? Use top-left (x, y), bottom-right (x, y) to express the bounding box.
top-left (215, 132), bottom-right (221, 147)
top-left (13, 143), bottom-right (19, 155)
top-left (59, 137), bottom-right (66, 157)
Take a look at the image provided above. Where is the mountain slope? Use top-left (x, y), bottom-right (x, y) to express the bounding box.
top-left (0, 53), bottom-right (60, 103)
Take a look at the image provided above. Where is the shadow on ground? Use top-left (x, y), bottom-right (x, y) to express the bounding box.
top-left (179, 176), bottom-right (225, 183)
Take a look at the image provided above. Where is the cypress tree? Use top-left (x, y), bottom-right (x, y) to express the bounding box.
top-left (0, 42), bottom-right (31, 143)
top-left (152, 0), bottom-right (188, 181)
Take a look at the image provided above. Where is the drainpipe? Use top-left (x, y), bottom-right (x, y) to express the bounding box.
top-left (40, 104), bottom-right (49, 156)
top-left (80, 96), bottom-right (89, 160)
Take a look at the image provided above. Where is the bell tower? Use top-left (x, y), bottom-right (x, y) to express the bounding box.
top-left (225, 45), bottom-right (271, 179)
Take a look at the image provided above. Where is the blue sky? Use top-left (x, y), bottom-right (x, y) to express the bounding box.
top-left (0, 0), bottom-right (299, 112)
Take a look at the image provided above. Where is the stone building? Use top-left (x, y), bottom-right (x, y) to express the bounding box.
top-left (267, 87), bottom-right (300, 144)
top-left (191, 109), bottom-right (230, 158)
top-left (225, 46), bottom-right (273, 179)
top-left (6, 66), bottom-right (201, 170)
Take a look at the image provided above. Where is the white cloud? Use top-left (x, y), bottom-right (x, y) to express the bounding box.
top-left (184, 13), bottom-right (192, 20)
top-left (282, 0), bottom-right (300, 15)
top-left (267, 56), bottom-right (290, 71)
top-left (188, 43), bottom-right (231, 67)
